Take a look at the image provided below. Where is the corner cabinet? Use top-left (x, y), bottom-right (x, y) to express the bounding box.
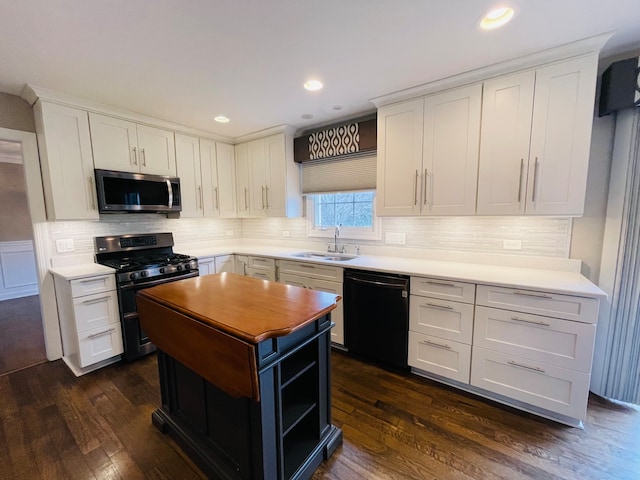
top-left (33, 101), bottom-right (99, 221)
top-left (476, 54), bottom-right (599, 216)
top-left (89, 112), bottom-right (176, 176)
top-left (235, 133), bottom-right (302, 218)
top-left (376, 84), bottom-right (482, 216)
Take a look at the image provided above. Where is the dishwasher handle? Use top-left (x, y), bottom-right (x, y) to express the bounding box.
top-left (347, 276), bottom-right (408, 290)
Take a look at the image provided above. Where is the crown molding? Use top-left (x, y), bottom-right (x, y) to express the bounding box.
top-left (233, 124), bottom-right (297, 144)
top-left (371, 32), bottom-right (614, 108)
top-left (20, 84), bottom-right (235, 144)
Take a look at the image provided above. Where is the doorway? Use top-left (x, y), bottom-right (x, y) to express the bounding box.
top-left (0, 139), bottom-right (46, 375)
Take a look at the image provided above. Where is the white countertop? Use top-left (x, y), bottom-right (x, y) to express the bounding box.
top-left (187, 244), bottom-right (606, 299)
top-left (50, 263), bottom-right (115, 281)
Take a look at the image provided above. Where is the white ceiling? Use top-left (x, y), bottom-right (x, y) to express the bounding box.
top-left (1, 0), bottom-right (639, 139)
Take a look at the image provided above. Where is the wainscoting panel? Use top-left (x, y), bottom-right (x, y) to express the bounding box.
top-left (0, 241), bottom-right (38, 300)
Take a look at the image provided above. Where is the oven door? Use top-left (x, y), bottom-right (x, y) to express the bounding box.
top-left (118, 272), bottom-right (198, 361)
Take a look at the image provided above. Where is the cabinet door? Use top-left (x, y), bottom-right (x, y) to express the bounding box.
top-left (265, 134), bottom-right (286, 217)
top-left (248, 138), bottom-right (268, 217)
top-left (408, 331), bottom-right (471, 383)
top-left (89, 113), bottom-right (139, 173)
top-left (214, 255), bottom-right (235, 274)
top-left (477, 71), bottom-right (535, 215)
top-left (526, 55), bottom-right (598, 215)
top-left (216, 142), bottom-right (237, 217)
top-left (422, 84), bottom-right (481, 215)
top-left (175, 134), bottom-right (203, 218)
top-left (235, 143), bottom-right (251, 218)
top-left (376, 99), bottom-right (424, 216)
top-left (136, 124), bottom-right (176, 176)
top-left (78, 323), bottom-right (124, 368)
top-left (36, 102), bottom-right (98, 220)
top-left (200, 138), bottom-right (219, 217)
top-left (73, 290), bottom-right (119, 333)
top-left (198, 257), bottom-right (216, 276)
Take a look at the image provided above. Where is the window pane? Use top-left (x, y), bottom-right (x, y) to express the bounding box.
top-left (311, 191), bottom-right (374, 229)
top-left (354, 191), bottom-right (374, 202)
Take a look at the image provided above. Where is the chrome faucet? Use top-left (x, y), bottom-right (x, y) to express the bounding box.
top-left (333, 225), bottom-right (341, 253)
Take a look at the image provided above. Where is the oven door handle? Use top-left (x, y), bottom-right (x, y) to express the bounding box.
top-left (119, 272), bottom-right (198, 291)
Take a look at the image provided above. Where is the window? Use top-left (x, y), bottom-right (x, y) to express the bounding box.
top-left (306, 191), bottom-right (381, 240)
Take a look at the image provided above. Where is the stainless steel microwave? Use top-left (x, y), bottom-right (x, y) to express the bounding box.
top-left (94, 169), bottom-right (182, 213)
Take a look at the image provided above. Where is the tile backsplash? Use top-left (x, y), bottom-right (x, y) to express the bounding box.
top-left (49, 214), bottom-right (572, 261)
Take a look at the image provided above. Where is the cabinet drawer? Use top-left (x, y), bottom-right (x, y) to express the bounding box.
top-left (476, 285), bottom-right (599, 323)
top-left (410, 296), bottom-right (473, 344)
top-left (278, 273), bottom-right (308, 289)
top-left (78, 322), bottom-right (124, 367)
top-left (408, 331), bottom-right (471, 384)
top-left (474, 306), bottom-right (595, 372)
top-left (70, 274), bottom-right (115, 297)
top-left (278, 260), bottom-right (343, 282)
top-left (73, 290), bottom-right (120, 333)
top-left (247, 268), bottom-right (276, 282)
top-left (411, 277), bottom-right (475, 304)
top-left (248, 256), bottom-right (275, 270)
top-left (470, 347), bottom-right (589, 420)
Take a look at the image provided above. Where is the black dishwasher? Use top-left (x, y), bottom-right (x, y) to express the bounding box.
top-left (344, 269), bottom-right (410, 370)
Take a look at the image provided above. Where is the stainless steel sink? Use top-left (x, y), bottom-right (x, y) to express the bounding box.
top-left (291, 252), bottom-right (357, 262)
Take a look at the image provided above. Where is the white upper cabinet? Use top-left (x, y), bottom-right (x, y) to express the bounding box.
top-left (33, 101), bottom-right (99, 220)
top-left (422, 84), bottom-right (482, 215)
top-left (236, 133), bottom-right (301, 218)
top-left (175, 133), bottom-right (203, 218)
top-left (201, 140), bottom-right (237, 218)
top-left (376, 99), bottom-right (424, 216)
top-left (89, 112), bottom-right (176, 176)
top-left (477, 54), bottom-right (598, 215)
top-left (377, 84), bottom-right (481, 216)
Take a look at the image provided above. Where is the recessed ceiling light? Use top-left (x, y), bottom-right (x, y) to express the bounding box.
top-left (480, 7), bottom-right (514, 30)
top-left (304, 80), bottom-right (323, 91)
top-left (301, 114), bottom-right (314, 120)
top-left (214, 115), bottom-right (230, 123)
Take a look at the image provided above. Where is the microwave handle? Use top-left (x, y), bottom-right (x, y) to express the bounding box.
top-left (166, 179), bottom-right (173, 208)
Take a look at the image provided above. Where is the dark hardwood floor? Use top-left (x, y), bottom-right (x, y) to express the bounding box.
top-left (0, 295), bottom-right (47, 376)
top-left (1, 350), bottom-right (639, 480)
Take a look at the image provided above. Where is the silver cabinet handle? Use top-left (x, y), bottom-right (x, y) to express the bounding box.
top-left (141, 147), bottom-right (146, 167)
top-left (423, 168), bottom-right (428, 206)
top-left (261, 186), bottom-right (266, 209)
top-left (517, 158), bottom-right (524, 203)
top-left (197, 186), bottom-right (202, 210)
top-left (507, 360), bottom-right (545, 373)
top-left (532, 157), bottom-right (539, 202)
top-left (425, 302), bottom-right (453, 310)
top-left (244, 187), bottom-right (249, 210)
top-left (87, 327), bottom-right (115, 339)
top-left (301, 264), bottom-right (316, 269)
top-left (510, 316), bottom-right (551, 327)
top-left (81, 295), bottom-right (110, 305)
top-left (425, 280), bottom-right (456, 287)
top-left (421, 339), bottom-right (451, 350)
top-left (513, 290), bottom-right (552, 299)
top-left (132, 146), bottom-right (138, 166)
top-left (265, 186), bottom-right (269, 209)
top-left (414, 170), bottom-right (419, 206)
top-left (214, 186), bottom-right (220, 211)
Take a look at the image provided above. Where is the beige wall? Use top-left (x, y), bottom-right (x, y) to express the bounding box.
top-left (0, 93), bottom-right (35, 132)
top-left (0, 162), bottom-right (33, 241)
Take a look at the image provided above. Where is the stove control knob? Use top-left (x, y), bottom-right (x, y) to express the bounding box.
top-left (177, 265), bottom-right (183, 271)
top-left (129, 272), bottom-right (137, 280)
top-left (141, 271), bottom-right (148, 278)
top-left (184, 264), bottom-right (190, 271)
top-left (159, 267), bottom-right (165, 274)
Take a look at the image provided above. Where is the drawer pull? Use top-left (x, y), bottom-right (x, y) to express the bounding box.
top-left (510, 316), bottom-right (551, 327)
top-left (425, 280), bottom-right (456, 287)
top-left (301, 264), bottom-right (316, 269)
top-left (507, 360), bottom-right (545, 373)
top-left (513, 290), bottom-right (552, 299)
top-left (87, 327), bottom-right (115, 339)
top-left (425, 302), bottom-right (453, 310)
top-left (81, 295), bottom-right (110, 305)
top-left (421, 339), bottom-right (451, 350)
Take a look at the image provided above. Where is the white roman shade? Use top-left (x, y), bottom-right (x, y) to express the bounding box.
top-left (301, 153), bottom-right (377, 194)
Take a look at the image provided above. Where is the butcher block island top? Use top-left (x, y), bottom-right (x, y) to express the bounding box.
top-left (137, 272), bottom-right (341, 344)
top-left (136, 273), bottom-right (343, 480)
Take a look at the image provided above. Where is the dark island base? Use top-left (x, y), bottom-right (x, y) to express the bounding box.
top-left (151, 316), bottom-right (342, 480)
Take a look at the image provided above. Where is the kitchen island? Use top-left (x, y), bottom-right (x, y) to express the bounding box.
top-left (136, 273), bottom-right (343, 480)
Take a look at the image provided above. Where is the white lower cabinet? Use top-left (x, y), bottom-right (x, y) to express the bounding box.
top-left (408, 331), bottom-right (471, 383)
top-left (54, 273), bottom-right (123, 376)
top-left (277, 260), bottom-right (344, 346)
top-left (236, 255), bottom-right (277, 281)
top-left (198, 254), bottom-right (235, 276)
top-left (470, 347), bottom-right (590, 420)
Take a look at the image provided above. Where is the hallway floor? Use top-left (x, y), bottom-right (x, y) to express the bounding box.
top-left (0, 295), bottom-right (46, 376)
